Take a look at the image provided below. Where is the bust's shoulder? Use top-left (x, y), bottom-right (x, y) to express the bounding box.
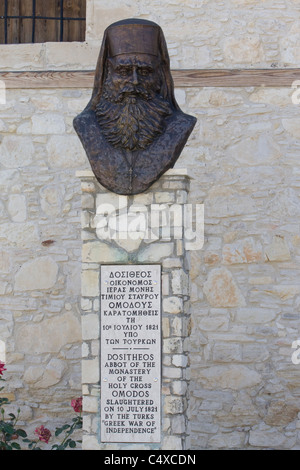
top-left (73, 108), bottom-right (96, 131)
top-left (166, 110), bottom-right (197, 133)
top-left (175, 110), bottom-right (197, 125)
top-left (157, 110), bottom-right (196, 148)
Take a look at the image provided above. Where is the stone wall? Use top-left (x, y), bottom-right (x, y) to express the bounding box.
top-left (0, 87), bottom-right (90, 437)
top-left (1, 0), bottom-right (300, 71)
top-left (1, 0), bottom-right (300, 449)
top-left (186, 84), bottom-right (300, 449)
top-left (78, 170), bottom-right (192, 450)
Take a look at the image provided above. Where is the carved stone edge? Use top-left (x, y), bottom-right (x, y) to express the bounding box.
top-left (76, 168), bottom-right (192, 179)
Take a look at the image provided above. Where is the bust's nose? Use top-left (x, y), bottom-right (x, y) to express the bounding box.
top-left (129, 67), bottom-right (139, 86)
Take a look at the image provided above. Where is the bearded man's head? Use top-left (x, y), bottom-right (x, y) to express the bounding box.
top-left (92, 19), bottom-right (178, 151)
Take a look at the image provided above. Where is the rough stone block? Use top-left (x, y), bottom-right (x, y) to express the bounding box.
top-left (137, 242), bottom-right (174, 262)
top-left (164, 396), bottom-right (185, 414)
top-left (163, 296), bottom-right (183, 314)
top-left (164, 337), bottom-right (184, 354)
top-left (81, 270), bottom-right (99, 297)
top-left (172, 354), bottom-right (188, 368)
top-left (236, 308), bottom-right (277, 324)
top-left (197, 365), bottom-right (261, 390)
top-left (264, 235), bottom-right (291, 262)
top-left (171, 269), bottom-right (189, 295)
top-left (172, 380), bottom-right (188, 396)
top-left (0, 136), bottom-right (34, 168)
top-left (82, 314), bottom-right (100, 340)
top-left (32, 113), bottom-right (65, 135)
top-left (15, 313), bottom-right (81, 354)
top-left (82, 358), bottom-right (100, 384)
top-left (15, 256), bottom-right (58, 291)
top-left (222, 237), bottom-right (263, 264)
top-left (82, 193), bottom-right (95, 210)
top-left (162, 435), bottom-right (183, 451)
top-left (7, 194), bottom-right (27, 222)
top-left (46, 135), bottom-right (86, 168)
top-left (82, 241), bottom-right (128, 263)
top-left (203, 268), bottom-right (246, 307)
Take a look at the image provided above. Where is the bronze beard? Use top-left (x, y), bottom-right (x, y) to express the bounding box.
top-left (94, 73), bottom-right (173, 151)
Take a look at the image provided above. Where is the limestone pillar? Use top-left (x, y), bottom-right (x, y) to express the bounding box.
top-left (77, 169), bottom-right (192, 450)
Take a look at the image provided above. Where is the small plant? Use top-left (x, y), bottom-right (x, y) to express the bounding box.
top-left (0, 361), bottom-right (82, 450)
top-left (0, 361), bottom-right (25, 450)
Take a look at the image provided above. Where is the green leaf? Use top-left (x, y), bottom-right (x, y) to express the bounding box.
top-left (62, 424), bottom-right (70, 430)
top-left (11, 442), bottom-right (21, 450)
top-left (62, 438), bottom-right (71, 450)
top-left (16, 429), bottom-right (27, 438)
top-left (0, 422), bottom-right (15, 434)
top-left (69, 440), bottom-right (76, 448)
top-left (0, 398), bottom-right (9, 406)
top-left (55, 424), bottom-right (70, 436)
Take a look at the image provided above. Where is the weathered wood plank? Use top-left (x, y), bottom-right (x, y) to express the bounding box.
top-left (35, 0), bottom-right (59, 44)
top-left (171, 69), bottom-right (300, 87)
top-left (63, 0), bottom-right (86, 42)
top-left (0, 70), bottom-right (94, 88)
top-left (7, 0), bottom-right (20, 44)
top-left (1, 68), bottom-right (300, 89)
top-left (0, 2), bottom-right (4, 44)
top-left (20, 0), bottom-right (34, 44)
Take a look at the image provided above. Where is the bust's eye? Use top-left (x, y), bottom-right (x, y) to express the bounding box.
top-left (117, 67), bottom-right (130, 77)
top-left (138, 68), bottom-right (152, 77)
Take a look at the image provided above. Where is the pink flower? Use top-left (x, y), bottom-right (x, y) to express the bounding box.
top-left (0, 361), bottom-right (6, 376)
top-left (35, 425), bottom-right (52, 444)
top-left (71, 397), bottom-right (82, 413)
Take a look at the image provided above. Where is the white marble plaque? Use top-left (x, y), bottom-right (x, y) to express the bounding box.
top-left (100, 264), bottom-right (161, 443)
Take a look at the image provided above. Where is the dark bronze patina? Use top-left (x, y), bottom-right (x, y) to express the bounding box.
top-left (74, 18), bottom-right (197, 195)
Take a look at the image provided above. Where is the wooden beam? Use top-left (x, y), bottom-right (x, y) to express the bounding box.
top-left (0, 70), bottom-right (94, 89)
top-left (172, 69), bottom-right (300, 87)
top-left (1, 68), bottom-right (300, 89)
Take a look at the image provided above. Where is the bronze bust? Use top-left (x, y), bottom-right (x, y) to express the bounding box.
top-left (74, 18), bottom-right (196, 195)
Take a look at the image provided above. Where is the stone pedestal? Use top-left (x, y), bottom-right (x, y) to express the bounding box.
top-left (77, 169), bottom-right (192, 450)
